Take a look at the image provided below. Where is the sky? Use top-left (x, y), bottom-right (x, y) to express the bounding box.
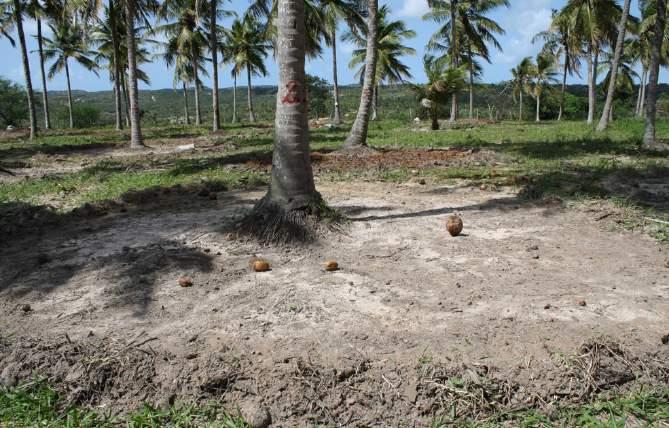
top-left (0, 0), bottom-right (660, 92)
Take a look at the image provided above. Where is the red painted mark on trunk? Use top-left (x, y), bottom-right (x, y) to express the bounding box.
top-left (281, 80), bottom-right (304, 105)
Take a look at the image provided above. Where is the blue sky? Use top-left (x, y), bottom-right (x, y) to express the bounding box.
top-left (0, 0), bottom-right (659, 92)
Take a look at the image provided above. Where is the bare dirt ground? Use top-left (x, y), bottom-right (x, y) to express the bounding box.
top-left (1, 179), bottom-right (668, 426)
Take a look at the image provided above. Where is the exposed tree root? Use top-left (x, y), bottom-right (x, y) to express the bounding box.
top-left (234, 196), bottom-right (345, 245)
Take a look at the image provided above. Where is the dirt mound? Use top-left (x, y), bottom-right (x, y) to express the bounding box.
top-left (0, 334), bottom-right (667, 425)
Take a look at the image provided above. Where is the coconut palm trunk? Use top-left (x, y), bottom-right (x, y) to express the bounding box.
top-left (535, 92), bottom-right (541, 122)
top-left (558, 48), bottom-right (568, 121)
top-left (36, 18), bottom-right (51, 129)
top-left (121, 72), bottom-right (130, 126)
top-left (331, 30), bottom-right (342, 124)
top-left (64, 59), bottom-right (74, 128)
top-left (344, 0), bottom-right (378, 149)
top-left (597, 0), bottom-right (631, 132)
top-left (635, 71), bottom-right (644, 115)
top-left (644, 0), bottom-right (667, 146)
top-left (449, 2), bottom-right (458, 122)
top-left (246, 0), bottom-right (321, 242)
top-left (210, 0), bottom-right (220, 131)
top-left (468, 52), bottom-right (474, 119)
top-left (124, 0), bottom-right (144, 148)
top-left (518, 91), bottom-right (523, 122)
top-left (371, 84), bottom-right (378, 121)
top-left (247, 66), bottom-right (256, 122)
top-left (13, 0), bottom-right (37, 139)
top-left (638, 68), bottom-right (648, 117)
top-left (232, 73), bottom-right (237, 123)
top-left (109, 0), bottom-right (123, 130)
top-left (193, 50), bottom-right (201, 126)
top-left (586, 42), bottom-right (595, 123)
top-left (182, 82), bottom-right (190, 125)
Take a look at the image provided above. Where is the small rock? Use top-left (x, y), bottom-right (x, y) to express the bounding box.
top-left (178, 276), bottom-right (194, 287)
top-left (544, 304), bottom-right (551, 310)
top-left (325, 260), bottom-right (339, 272)
top-left (527, 245), bottom-right (539, 251)
top-left (241, 404), bottom-right (271, 428)
top-left (403, 380), bottom-right (419, 403)
top-left (661, 334), bottom-right (669, 345)
top-left (577, 300), bottom-right (587, 307)
top-left (418, 179), bottom-right (426, 185)
top-left (0, 363), bottom-right (19, 387)
top-left (21, 304), bottom-right (32, 313)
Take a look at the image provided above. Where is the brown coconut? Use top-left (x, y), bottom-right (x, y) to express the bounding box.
top-left (446, 215), bottom-right (463, 237)
top-left (252, 259), bottom-right (271, 272)
top-left (325, 261), bottom-right (339, 272)
top-left (178, 276), bottom-right (194, 287)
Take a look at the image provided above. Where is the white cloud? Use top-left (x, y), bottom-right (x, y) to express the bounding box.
top-left (493, 1), bottom-right (553, 66)
top-left (397, 0), bottom-right (430, 18)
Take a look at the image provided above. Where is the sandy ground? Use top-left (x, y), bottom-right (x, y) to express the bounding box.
top-left (1, 181), bottom-right (668, 426)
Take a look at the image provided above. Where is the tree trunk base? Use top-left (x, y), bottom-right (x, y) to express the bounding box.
top-left (234, 194), bottom-right (343, 244)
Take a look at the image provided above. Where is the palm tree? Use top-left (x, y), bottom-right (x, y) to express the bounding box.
top-left (529, 53), bottom-right (559, 122)
top-left (533, 9), bottom-right (582, 121)
top-left (3, 0), bottom-right (38, 138)
top-left (644, 0), bottom-right (667, 146)
top-left (320, 0), bottom-right (364, 124)
top-left (344, 0), bottom-right (377, 148)
top-left (426, 0), bottom-right (508, 120)
top-left (201, 0), bottom-right (232, 131)
top-left (344, 5), bottom-right (416, 121)
top-left (43, 21), bottom-right (99, 128)
top-left (412, 55), bottom-right (466, 130)
top-left (26, 0), bottom-right (59, 130)
top-left (597, 0), bottom-right (633, 131)
top-left (246, 0), bottom-right (322, 243)
top-left (561, 0), bottom-right (624, 124)
top-left (636, 0), bottom-right (669, 118)
top-left (157, 0), bottom-right (209, 126)
top-left (598, 43), bottom-right (639, 120)
top-left (223, 15), bottom-right (269, 122)
top-left (510, 56), bottom-right (533, 121)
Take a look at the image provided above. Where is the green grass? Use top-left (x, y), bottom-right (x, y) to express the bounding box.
top-left (2, 381), bottom-right (667, 427)
top-left (0, 381), bottom-right (249, 428)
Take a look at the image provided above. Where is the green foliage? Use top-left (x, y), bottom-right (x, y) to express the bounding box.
top-left (306, 74), bottom-right (330, 119)
top-left (55, 105), bottom-right (102, 128)
top-left (0, 76), bottom-right (28, 127)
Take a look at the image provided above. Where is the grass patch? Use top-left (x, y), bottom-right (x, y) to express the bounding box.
top-left (0, 380), bottom-right (249, 428)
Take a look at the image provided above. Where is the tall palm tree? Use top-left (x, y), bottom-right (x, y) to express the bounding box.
top-left (26, 0), bottom-right (59, 129)
top-left (320, 0), bottom-right (364, 124)
top-left (598, 42), bottom-right (639, 120)
top-left (510, 56), bottom-right (533, 121)
top-left (597, 0), bottom-right (633, 131)
top-left (157, 0), bottom-right (209, 126)
top-left (223, 15), bottom-right (269, 122)
top-left (412, 55), bottom-right (466, 130)
top-left (344, 0), bottom-right (377, 149)
top-left (534, 9), bottom-right (582, 121)
top-left (3, 0), bottom-right (38, 138)
top-left (201, 0), bottom-right (232, 131)
top-left (644, 0), bottom-right (667, 146)
top-left (529, 54), bottom-right (559, 122)
top-left (43, 21), bottom-right (99, 128)
top-left (426, 0), bottom-right (508, 120)
top-left (344, 5), bottom-right (416, 121)
top-left (247, 0), bottom-right (322, 243)
top-left (636, 0), bottom-right (669, 118)
top-left (561, 0), bottom-right (624, 124)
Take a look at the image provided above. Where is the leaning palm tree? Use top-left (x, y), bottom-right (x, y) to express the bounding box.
top-left (529, 53), bottom-right (559, 122)
top-left (43, 21), bottom-right (99, 128)
top-left (223, 15), bottom-right (270, 122)
top-left (320, 0), bottom-right (364, 124)
top-left (533, 9), bottom-right (582, 121)
top-left (2, 0), bottom-right (38, 138)
top-left (597, 0), bottom-right (633, 131)
top-left (643, 0), bottom-right (667, 146)
top-left (344, 0), bottom-right (377, 149)
top-left (598, 44), bottom-right (639, 121)
top-left (561, 0), bottom-right (625, 124)
top-left (510, 56), bottom-right (533, 121)
top-left (344, 5), bottom-right (416, 121)
top-left (412, 55), bottom-right (466, 130)
top-left (242, 0), bottom-right (323, 243)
